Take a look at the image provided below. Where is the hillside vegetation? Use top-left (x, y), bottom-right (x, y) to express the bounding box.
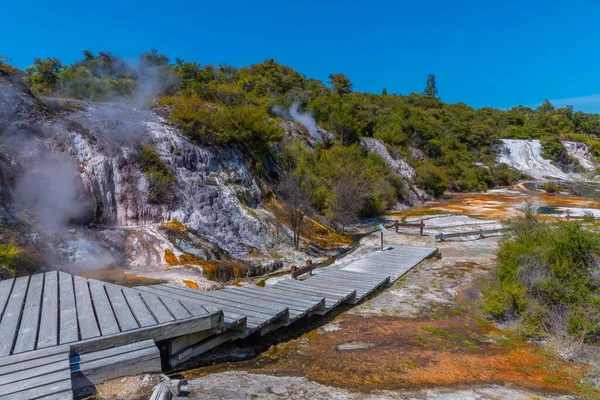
top-left (484, 206), bottom-right (600, 343)
top-left (7, 50), bottom-right (600, 223)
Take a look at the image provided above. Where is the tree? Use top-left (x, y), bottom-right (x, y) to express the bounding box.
top-left (328, 73), bottom-right (353, 96)
top-left (328, 179), bottom-right (361, 233)
top-left (139, 49), bottom-right (170, 67)
top-left (277, 175), bottom-right (311, 250)
top-left (25, 57), bottom-right (63, 94)
top-left (423, 73), bottom-right (438, 97)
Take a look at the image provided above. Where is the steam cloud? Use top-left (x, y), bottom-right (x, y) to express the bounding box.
top-left (14, 152), bottom-right (92, 235)
top-left (273, 103), bottom-right (322, 142)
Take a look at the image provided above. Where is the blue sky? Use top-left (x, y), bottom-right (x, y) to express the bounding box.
top-left (2, 0), bottom-right (600, 112)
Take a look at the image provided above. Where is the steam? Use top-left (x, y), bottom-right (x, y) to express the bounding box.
top-left (12, 150), bottom-right (116, 270)
top-left (273, 103), bottom-right (322, 141)
top-left (14, 152), bottom-right (92, 235)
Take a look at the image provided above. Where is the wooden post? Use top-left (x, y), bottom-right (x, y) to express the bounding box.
top-left (394, 220), bottom-right (399, 233)
top-left (380, 231), bottom-right (384, 250)
top-left (290, 265), bottom-right (297, 279)
top-left (306, 260), bottom-right (313, 276)
top-left (419, 221), bottom-right (424, 236)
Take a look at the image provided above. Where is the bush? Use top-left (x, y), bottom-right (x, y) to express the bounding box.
top-left (539, 182), bottom-right (560, 193)
top-left (483, 206), bottom-right (600, 341)
top-left (0, 243), bottom-right (19, 279)
top-left (164, 93), bottom-right (283, 155)
top-left (277, 141), bottom-right (401, 217)
top-left (138, 146), bottom-right (178, 204)
top-left (416, 163), bottom-right (447, 197)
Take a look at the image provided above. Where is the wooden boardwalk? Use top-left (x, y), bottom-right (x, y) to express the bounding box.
top-left (0, 245), bottom-right (438, 398)
top-left (145, 245), bottom-right (439, 366)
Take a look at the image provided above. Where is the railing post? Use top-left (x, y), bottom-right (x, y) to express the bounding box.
top-left (306, 259), bottom-right (313, 276)
top-left (420, 221), bottom-right (424, 236)
top-left (291, 265), bottom-right (297, 279)
top-left (394, 220), bottom-right (399, 233)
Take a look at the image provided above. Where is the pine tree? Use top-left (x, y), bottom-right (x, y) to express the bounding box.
top-left (423, 73), bottom-right (439, 97)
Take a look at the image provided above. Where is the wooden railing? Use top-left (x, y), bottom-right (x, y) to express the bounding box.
top-left (394, 220), bottom-right (425, 236)
top-left (435, 228), bottom-right (507, 241)
top-left (291, 259), bottom-right (316, 279)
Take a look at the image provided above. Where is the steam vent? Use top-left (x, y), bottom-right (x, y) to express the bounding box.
top-left (0, 246), bottom-right (438, 398)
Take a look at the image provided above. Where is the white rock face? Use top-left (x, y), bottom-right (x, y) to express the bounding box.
top-left (497, 139), bottom-right (596, 181)
top-left (0, 76), bottom-right (288, 270)
top-left (360, 137), bottom-right (428, 206)
top-left (58, 102), bottom-right (279, 259)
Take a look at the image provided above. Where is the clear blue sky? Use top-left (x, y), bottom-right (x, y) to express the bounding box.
top-left (3, 0), bottom-right (600, 112)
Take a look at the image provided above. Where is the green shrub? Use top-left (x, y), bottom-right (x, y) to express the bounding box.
top-left (0, 243), bottom-right (19, 279)
top-left (277, 141), bottom-right (401, 217)
top-left (483, 206), bottom-right (600, 341)
top-left (138, 146), bottom-right (178, 204)
top-left (165, 93), bottom-right (283, 155)
top-left (416, 163), bottom-right (447, 197)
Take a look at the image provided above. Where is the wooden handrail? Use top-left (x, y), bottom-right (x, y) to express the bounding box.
top-left (394, 220), bottom-right (425, 236)
top-left (291, 259), bottom-right (315, 279)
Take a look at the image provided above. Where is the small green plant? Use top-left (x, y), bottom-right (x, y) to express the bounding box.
top-left (138, 146), bottom-right (178, 204)
top-left (0, 243), bottom-right (20, 279)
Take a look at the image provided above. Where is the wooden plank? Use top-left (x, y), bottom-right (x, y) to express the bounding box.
top-left (318, 269), bottom-right (391, 282)
top-left (303, 276), bottom-right (377, 292)
top-left (38, 271), bottom-right (59, 348)
top-left (253, 285), bottom-right (327, 304)
top-left (88, 279), bottom-right (120, 336)
top-left (0, 279), bottom-right (14, 320)
top-left (226, 288), bottom-right (318, 313)
top-left (70, 339), bottom-right (156, 363)
top-left (2, 379), bottom-right (72, 400)
top-left (0, 276), bottom-right (29, 356)
top-left (0, 368), bottom-right (70, 396)
top-left (69, 311), bottom-right (222, 354)
top-left (71, 340), bottom-right (160, 389)
top-left (72, 349), bottom-right (160, 390)
top-left (136, 286), bottom-right (265, 328)
top-left (295, 278), bottom-right (374, 297)
top-left (135, 286), bottom-right (245, 323)
top-left (0, 352), bottom-right (67, 376)
top-left (104, 284), bottom-right (139, 332)
top-left (122, 288), bottom-right (157, 328)
top-left (308, 273), bottom-right (386, 290)
top-left (13, 273), bottom-right (44, 353)
top-left (312, 271), bottom-right (390, 287)
top-left (0, 357), bottom-right (69, 386)
top-left (0, 345), bottom-right (69, 368)
top-left (275, 280), bottom-right (356, 298)
top-left (234, 286), bottom-right (325, 310)
top-left (156, 296), bottom-right (192, 320)
top-left (155, 285), bottom-right (286, 322)
top-left (266, 284), bottom-right (347, 307)
top-left (138, 292), bottom-right (175, 324)
top-left (261, 285), bottom-right (341, 304)
top-left (74, 275), bottom-right (100, 340)
top-left (196, 290), bottom-right (291, 316)
top-left (58, 272), bottom-right (78, 345)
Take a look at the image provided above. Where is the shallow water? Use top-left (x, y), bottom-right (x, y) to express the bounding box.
top-left (394, 187), bottom-right (600, 221)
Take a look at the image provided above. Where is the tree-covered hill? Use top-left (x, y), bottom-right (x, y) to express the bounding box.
top-left (6, 50), bottom-right (600, 217)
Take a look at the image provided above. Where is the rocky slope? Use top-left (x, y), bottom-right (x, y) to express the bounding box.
top-left (497, 139), bottom-right (597, 181)
top-left (0, 70), bottom-right (289, 279)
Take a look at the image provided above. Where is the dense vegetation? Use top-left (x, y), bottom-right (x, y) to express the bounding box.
top-left (7, 50), bottom-right (600, 222)
top-left (483, 206), bottom-right (600, 342)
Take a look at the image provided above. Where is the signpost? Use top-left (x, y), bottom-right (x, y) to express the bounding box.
top-left (378, 224), bottom-right (388, 250)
